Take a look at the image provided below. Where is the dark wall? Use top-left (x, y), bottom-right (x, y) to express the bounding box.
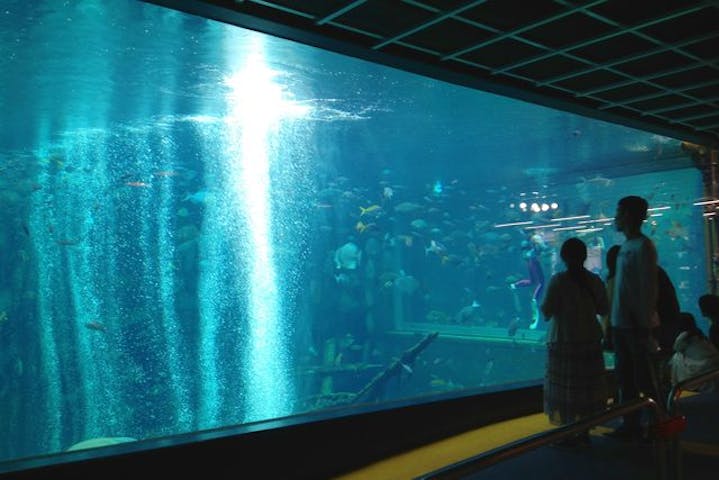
top-left (0, 385), bottom-right (544, 479)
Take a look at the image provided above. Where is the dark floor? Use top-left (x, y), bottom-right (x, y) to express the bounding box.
top-left (467, 392), bottom-right (719, 480)
top-left (467, 435), bottom-right (658, 480)
top-left (465, 437), bottom-right (719, 480)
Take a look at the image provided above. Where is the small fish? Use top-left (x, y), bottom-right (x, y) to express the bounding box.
top-left (183, 190), bottom-right (209, 204)
top-left (410, 219), bottom-right (428, 230)
top-left (429, 378), bottom-right (446, 388)
top-left (153, 170), bottom-right (179, 178)
top-left (334, 273), bottom-right (351, 286)
top-left (440, 254), bottom-right (463, 266)
top-left (359, 204), bottom-right (382, 216)
top-left (432, 180), bottom-right (443, 195)
top-left (334, 242), bottom-right (362, 270)
top-left (394, 202), bottom-right (422, 214)
top-left (85, 321), bottom-right (107, 333)
top-left (355, 221), bottom-right (376, 233)
top-left (580, 175), bottom-right (614, 187)
top-left (425, 239), bottom-right (447, 256)
top-left (125, 181), bottom-right (151, 188)
top-left (666, 221), bottom-right (688, 241)
top-left (397, 234), bottom-right (413, 247)
top-left (56, 238), bottom-right (81, 246)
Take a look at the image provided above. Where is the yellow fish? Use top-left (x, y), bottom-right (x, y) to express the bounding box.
top-left (359, 205), bottom-right (381, 216)
top-left (355, 221), bottom-right (376, 233)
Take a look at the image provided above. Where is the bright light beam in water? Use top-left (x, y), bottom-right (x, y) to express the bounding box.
top-left (223, 35), bottom-right (309, 420)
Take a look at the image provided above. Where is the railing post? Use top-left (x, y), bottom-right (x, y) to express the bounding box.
top-left (673, 435), bottom-right (683, 480)
top-left (656, 437), bottom-right (667, 480)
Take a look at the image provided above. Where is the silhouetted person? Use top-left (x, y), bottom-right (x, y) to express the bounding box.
top-left (601, 244), bottom-right (621, 351)
top-left (541, 237), bottom-right (608, 446)
top-left (654, 266), bottom-right (682, 353)
top-left (698, 294), bottom-right (719, 350)
top-left (669, 312), bottom-right (719, 392)
top-left (652, 265), bottom-right (682, 403)
top-left (606, 196), bottom-right (659, 441)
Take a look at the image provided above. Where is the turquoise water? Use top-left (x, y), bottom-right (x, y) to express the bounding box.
top-left (0, 0), bottom-right (708, 463)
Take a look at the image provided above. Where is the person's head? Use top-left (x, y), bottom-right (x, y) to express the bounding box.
top-left (560, 237), bottom-right (587, 270)
top-left (615, 195), bottom-right (648, 233)
top-left (606, 244), bottom-right (620, 278)
top-left (698, 294), bottom-right (719, 321)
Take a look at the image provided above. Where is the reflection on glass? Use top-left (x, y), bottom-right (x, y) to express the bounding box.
top-left (0, 0), bottom-right (708, 465)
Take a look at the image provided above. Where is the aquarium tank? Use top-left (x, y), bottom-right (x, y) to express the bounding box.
top-left (0, 0), bottom-right (711, 465)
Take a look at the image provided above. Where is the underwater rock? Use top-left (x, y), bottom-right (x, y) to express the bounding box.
top-left (455, 301), bottom-right (482, 324)
top-left (334, 242), bottom-right (362, 270)
top-left (394, 272), bottom-right (419, 294)
top-left (66, 437), bottom-right (137, 451)
top-left (426, 310), bottom-right (449, 323)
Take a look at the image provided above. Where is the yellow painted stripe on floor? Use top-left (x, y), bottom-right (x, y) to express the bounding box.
top-left (335, 413), bottom-right (554, 480)
top-left (681, 440), bottom-right (719, 456)
top-left (337, 391), bottom-right (701, 479)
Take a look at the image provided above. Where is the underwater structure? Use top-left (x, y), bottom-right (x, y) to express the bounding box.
top-left (0, 1), bottom-right (717, 475)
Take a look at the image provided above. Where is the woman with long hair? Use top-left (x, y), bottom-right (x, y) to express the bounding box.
top-left (541, 237), bottom-right (609, 446)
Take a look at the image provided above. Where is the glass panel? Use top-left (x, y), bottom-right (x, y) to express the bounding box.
top-left (0, 0), bottom-right (708, 465)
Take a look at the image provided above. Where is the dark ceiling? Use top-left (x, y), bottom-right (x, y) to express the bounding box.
top-left (148, 0), bottom-right (719, 146)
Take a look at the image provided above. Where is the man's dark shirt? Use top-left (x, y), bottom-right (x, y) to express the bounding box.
top-left (654, 266), bottom-right (681, 353)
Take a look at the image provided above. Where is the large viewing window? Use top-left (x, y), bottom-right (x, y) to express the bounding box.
top-left (0, 0), bottom-right (711, 467)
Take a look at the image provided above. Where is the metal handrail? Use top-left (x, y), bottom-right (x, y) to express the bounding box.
top-left (665, 365), bottom-right (719, 480)
top-left (414, 367), bottom-right (719, 480)
top-left (415, 397), bottom-right (665, 480)
top-left (666, 365), bottom-right (719, 415)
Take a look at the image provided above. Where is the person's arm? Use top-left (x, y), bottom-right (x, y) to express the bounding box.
top-left (594, 275), bottom-right (610, 317)
top-left (602, 278), bottom-right (614, 334)
top-left (638, 238), bottom-right (658, 328)
top-left (541, 275), bottom-right (559, 320)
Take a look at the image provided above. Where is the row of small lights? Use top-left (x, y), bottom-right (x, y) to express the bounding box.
top-left (497, 198), bottom-right (718, 230)
top-left (694, 198), bottom-right (719, 218)
top-left (510, 201), bottom-right (559, 213)
top-left (494, 205), bottom-right (672, 232)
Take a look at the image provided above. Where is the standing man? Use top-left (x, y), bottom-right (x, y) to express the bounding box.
top-left (607, 195), bottom-right (659, 440)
